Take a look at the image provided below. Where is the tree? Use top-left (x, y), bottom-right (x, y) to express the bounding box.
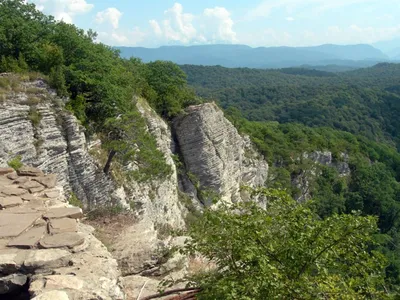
top-left (144, 60), bottom-right (196, 118)
top-left (184, 189), bottom-right (388, 299)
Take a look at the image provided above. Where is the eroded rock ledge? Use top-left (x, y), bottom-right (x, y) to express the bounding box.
top-left (173, 102), bottom-right (268, 204)
top-left (0, 167), bottom-right (124, 299)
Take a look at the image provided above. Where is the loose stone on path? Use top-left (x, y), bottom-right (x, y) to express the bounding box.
top-left (44, 207), bottom-right (83, 219)
top-left (40, 233), bottom-right (85, 249)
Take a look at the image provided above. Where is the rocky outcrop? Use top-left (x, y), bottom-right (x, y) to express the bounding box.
top-left (0, 168), bottom-right (124, 299)
top-left (173, 102), bottom-right (268, 205)
top-left (292, 151), bottom-right (350, 202)
top-left (122, 98), bottom-right (186, 229)
top-left (0, 75), bottom-right (115, 207)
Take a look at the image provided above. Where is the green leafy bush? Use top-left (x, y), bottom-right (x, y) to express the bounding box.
top-left (7, 155), bottom-right (23, 170)
top-left (185, 188), bottom-right (388, 299)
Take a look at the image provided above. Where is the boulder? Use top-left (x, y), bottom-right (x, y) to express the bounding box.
top-left (17, 166), bottom-right (44, 177)
top-left (0, 273), bottom-right (27, 294)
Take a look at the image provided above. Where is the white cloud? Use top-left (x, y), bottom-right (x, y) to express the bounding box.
top-left (203, 7), bottom-right (237, 43)
top-left (162, 3), bottom-right (197, 43)
top-left (97, 27), bottom-right (145, 46)
top-left (148, 3), bottom-right (237, 45)
top-left (239, 24), bottom-right (400, 47)
top-left (149, 20), bottom-right (162, 36)
top-left (246, 0), bottom-right (399, 20)
top-left (29, 0), bottom-right (93, 23)
top-left (286, 17), bottom-right (295, 21)
top-left (96, 7), bottom-right (122, 29)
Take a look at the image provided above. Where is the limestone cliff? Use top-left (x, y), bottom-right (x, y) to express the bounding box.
top-left (173, 102), bottom-right (268, 205)
top-left (0, 74), bottom-right (115, 207)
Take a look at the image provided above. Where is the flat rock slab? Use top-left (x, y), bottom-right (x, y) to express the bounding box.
top-left (20, 180), bottom-right (43, 190)
top-left (21, 194), bottom-right (37, 201)
top-left (0, 187), bottom-right (27, 196)
top-left (0, 212), bottom-right (42, 238)
top-left (33, 175), bottom-right (57, 188)
top-left (0, 196), bottom-right (23, 208)
top-left (0, 273), bottom-right (28, 294)
top-left (13, 177), bottom-right (29, 184)
top-left (45, 191), bottom-right (59, 198)
top-left (23, 249), bottom-right (71, 271)
top-left (31, 290), bottom-right (70, 300)
top-left (8, 226), bottom-right (46, 248)
top-left (40, 232), bottom-right (84, 249)
top-left (17, 166), bottom-right (44, 177)
top-left (40, 275), bottom-right (84, 291)
top-left (29, 186), bottom-right (45, 194)
top-left (49, 218), bottom-right (77, 234)
top-left (0, 168), bottom-right (14, 175)
top-left (44, 207), bottom-right (83, 219)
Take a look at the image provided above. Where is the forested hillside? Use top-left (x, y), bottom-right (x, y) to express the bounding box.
top-left (1, 0), bottom-right (400, 298)
top-left (181, 64), bottom-right (400, 149)
top-left (182, 63), bottom-right (400, 289)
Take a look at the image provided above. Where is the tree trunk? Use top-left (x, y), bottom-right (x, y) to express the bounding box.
top-left (103, 150), bottom-right (116, 174)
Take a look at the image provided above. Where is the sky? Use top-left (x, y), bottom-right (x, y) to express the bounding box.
top-left (27, 0), bottom-right (400, 48)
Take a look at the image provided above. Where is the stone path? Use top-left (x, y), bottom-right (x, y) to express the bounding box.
top-left (0, 167), bottom-right (124, 299)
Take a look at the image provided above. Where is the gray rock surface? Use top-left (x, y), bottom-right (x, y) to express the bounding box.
top-left (174, 102), bottom-right (268, 204)
top-left (0, 76), bottom-right (115, 208)
top-left (125, 98), bottom-right (186, 228)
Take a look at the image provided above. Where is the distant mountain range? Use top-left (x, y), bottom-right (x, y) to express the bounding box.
top-left (373, 38), bottom-right (400, 59)
top-left (116, 44), bottom-right (392, 69)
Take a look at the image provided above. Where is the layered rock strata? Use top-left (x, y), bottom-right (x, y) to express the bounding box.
top-left (0, 75), bottom-right (114, 207)
top-left (173, 102), bottom-right (268, 204)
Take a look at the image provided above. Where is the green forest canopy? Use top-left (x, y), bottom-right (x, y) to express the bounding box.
top-left (1, 0), bottom-right (400, 296)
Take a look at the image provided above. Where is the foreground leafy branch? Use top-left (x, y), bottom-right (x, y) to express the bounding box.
top-left (183, 188), bottom-right (389, 299)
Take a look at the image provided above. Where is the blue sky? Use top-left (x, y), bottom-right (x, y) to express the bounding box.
top-left (27, 0), bottom-right (400, 48)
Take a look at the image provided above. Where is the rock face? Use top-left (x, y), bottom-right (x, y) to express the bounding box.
top-left (0, 75), bottom-right (115, 207)
top-left (123, 98), bottom-right (186, 229)
top-left (173, 103), bottom-right (268, 204)
top-left (0, 169), bottom-right (124, 299)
